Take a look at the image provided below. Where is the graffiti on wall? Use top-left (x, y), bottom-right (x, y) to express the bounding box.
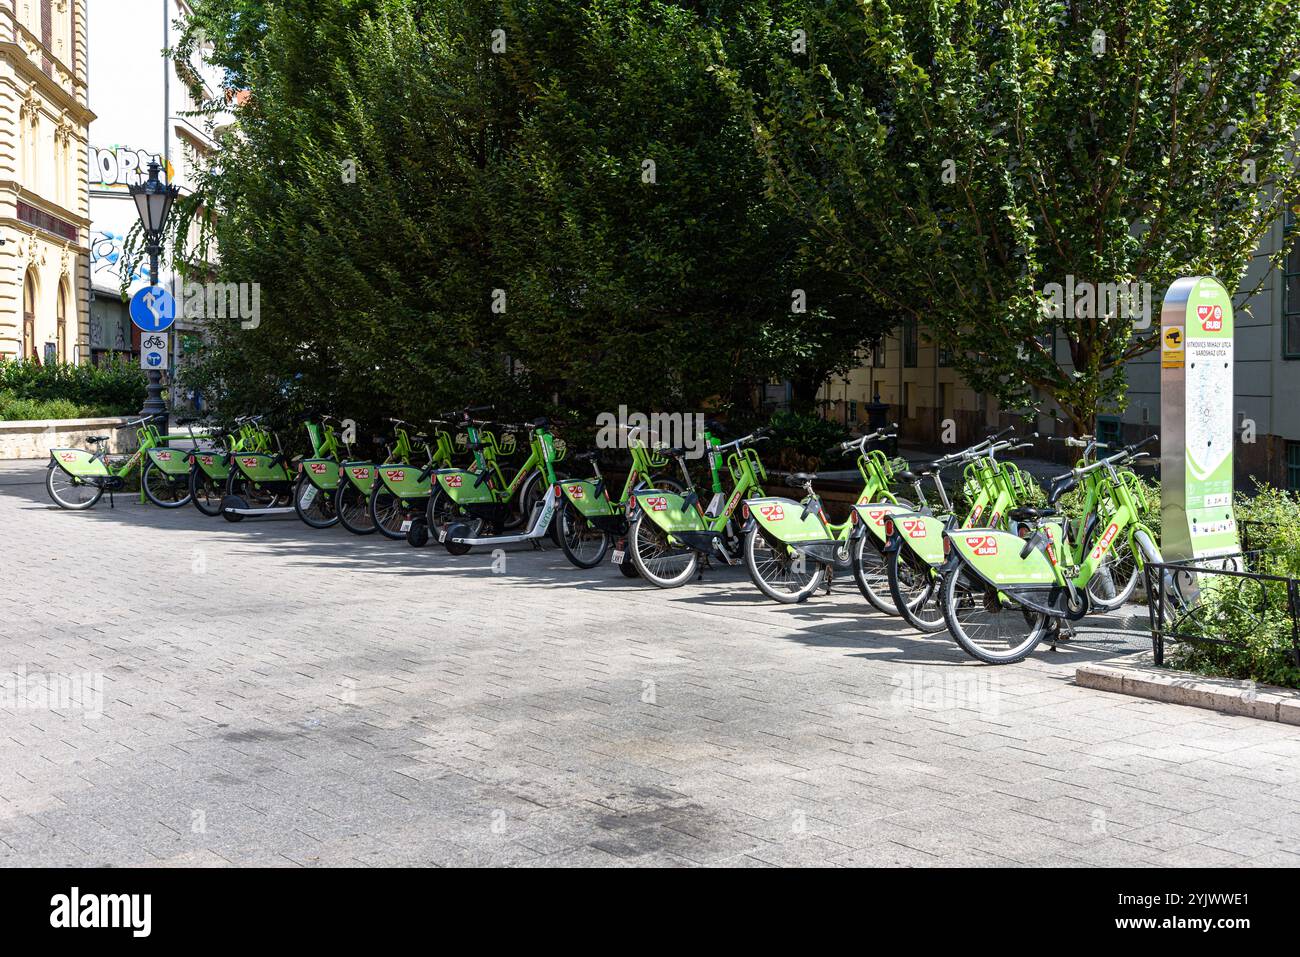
top-left (89, 146), bottom-right (174, 190)
top-left (90, 230), bottom-right (151, 284)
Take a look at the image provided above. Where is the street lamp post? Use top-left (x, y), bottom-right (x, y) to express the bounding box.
top-left (128, 160), bottom-right (179, 416)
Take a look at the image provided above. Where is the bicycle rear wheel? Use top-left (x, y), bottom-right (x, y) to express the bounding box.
top-left (189, 466), bottom-right (224, 516)
top-left (294, 474), bottom-right (339, 528)
top-left (941, 567), bottom-right (1050, 664)
top-left (888, 548), bottom-right (945, 632)
top-left (743, 525), bottom-right (824, 603)
top-left (142, 459), bottom-right (192, 508)
top-left (46, 467), bottom-right (103, 510)
top-left (369, 486), bottom-right (409, 539)
top-left (628, 513), bottom-right (697, 587)
top-left (558, 500), bottom-right (611, 568)
top-left (337, 482), bottom-right (376, 534)
top-left (1086, 534), bottom-right (1139, 610)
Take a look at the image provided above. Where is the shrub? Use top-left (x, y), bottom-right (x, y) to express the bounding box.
top-left (766, 411), bottom-right (853, 472)
top-left (1167, 484), bottom-right (1300, 689)
top-left (0, 358), bottom-right (145, 418)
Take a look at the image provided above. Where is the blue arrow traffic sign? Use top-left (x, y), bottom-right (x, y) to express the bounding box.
top-left (130, 286), bottom-right (177, 332)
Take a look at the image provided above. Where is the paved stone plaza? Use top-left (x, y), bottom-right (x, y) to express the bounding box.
top-left (2, 461), bottom-right (1298, 867)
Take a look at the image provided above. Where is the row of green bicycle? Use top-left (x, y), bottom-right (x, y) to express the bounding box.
top-left (45, 407), bottom-right (1165, 664)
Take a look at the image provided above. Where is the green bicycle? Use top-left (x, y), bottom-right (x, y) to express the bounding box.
top-left (739, 425), bottom-right (909, 604)
top-left (369, 418), bottom-right (454, 540)
top-left (553, 427), bottom-right (685, 571)
top-left (46, 413), bottom-right (194, 510)
top-left (188, 415), bottom-right (273, 517)
top-left (881, 430), bottom-right (1036, 632)
top-left (937, 436), bottom-right (1162, 663)
top-left (625, 426), bottom-right (770, 588)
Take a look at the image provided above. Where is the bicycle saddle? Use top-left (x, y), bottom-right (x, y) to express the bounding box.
top-left (788, 472), bottom-right (818, 483)
top-left (896, 469), bottom-right (921, 483)
top-left (531, 417), bottom-right (550, 429)
top-left (573, 450), bottom-right (598, 461)
top-left (1008, 506), bottom-right (1057, 522)
top-left (87, 435), bottom-right (109, 444)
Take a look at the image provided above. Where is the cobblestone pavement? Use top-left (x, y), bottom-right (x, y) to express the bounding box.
top-left (2, 462), bottom-right (1297, 867)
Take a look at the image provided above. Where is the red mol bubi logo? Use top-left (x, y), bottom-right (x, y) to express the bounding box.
top-left (58, 451), bottom-right (78, 462)
top-left (966, 535), bottom-right (997, 557)
top-left (1197, 304), bottom-right (1224, 332)
top-left (759, 503), bottom-right (785, 522)
top-left (867, 508), bottom-right (889, 526)
top-left (156, 451), bottom-right (172, 462)
top-left (446, 474), bottom-right (463, 488)
top-left (902, 519), bottom-right (927, 539)
top-left (385, 470), bottom-right (406, 482)
top-left (1091, 522), bottom-right (1119, 560)
top-left (309, 462), bottom-right (328, 474)
top-left (199, 455), bottom-right (214, 466)
top-left (567, 484), bottom-right (585, 499)
top-left (240, 457), bottom-right (259, 468)
top-left (351, 467), bottom-right (370, 480)
top-left (645, 495), bottom-right (668, 512)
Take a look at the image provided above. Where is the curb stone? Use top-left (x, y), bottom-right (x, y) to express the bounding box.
top-left (1075, 652), bottom-right (1300, 725)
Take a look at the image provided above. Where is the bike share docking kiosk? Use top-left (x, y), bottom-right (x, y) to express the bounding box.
top-left (1159, 276), bottom-right (1240, 564)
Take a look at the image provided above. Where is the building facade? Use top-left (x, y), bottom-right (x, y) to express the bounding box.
top-left (818, 220), bottom-right (1300, 491)
top-left (0, 0), bottom-right (92, 365)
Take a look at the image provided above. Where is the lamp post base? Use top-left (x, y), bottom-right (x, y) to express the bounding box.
top-left (141, 370), bottom-right (167, 416)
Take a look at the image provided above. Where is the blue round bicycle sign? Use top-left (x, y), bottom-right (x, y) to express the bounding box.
top-left (130, 286), bottom-right (177, 332)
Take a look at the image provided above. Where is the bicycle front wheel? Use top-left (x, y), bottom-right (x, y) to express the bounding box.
top-left (628, 513), bottom-right (697, 588)
top-left (941, 567), bottom-right (1051, 664)
top-left (142, 459), bottom-right (192, 508)
top-left (45, 466), bottom-right (103, 510)
top-left (743, 525), bottom-right (824, 603)
top-left (1086, 534), bottom-right (1139, 610)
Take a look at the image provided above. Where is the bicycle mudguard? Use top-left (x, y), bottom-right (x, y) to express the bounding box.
top-left (191, 451), bottom-right (230, 480)
top-left (436, 468), bottom-right (496, 505)
top-left (946, 529), bottom-right (1056, 587)
top-left (376, 464), bottom-right (431, 499)
top-left (559, 479), bottom-right (616, 518)
top-left (145, 447), bottom-right (191, 477)
top-left (340, 462), bottom-right (376, 494)
top-left (300, 458), bottom-right (342, 490)
top-left (851, 502), bottom-right (916, 545)
top-left (744, 496), bottom-right (837, 544)
top-left (232, 452), bottom-right (291, 483)
top-left (632, 489), bottom-right (706, 534)
top-left (49, 448), bottom-right (109, 478)
top-left (889, 511), bottom-right (947, 566)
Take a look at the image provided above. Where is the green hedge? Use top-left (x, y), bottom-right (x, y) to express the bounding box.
top-left (0, 358), bottom-right (145, 420)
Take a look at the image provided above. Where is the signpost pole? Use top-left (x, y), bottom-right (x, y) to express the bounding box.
top-left (140, 242), bottom-right (165, 415)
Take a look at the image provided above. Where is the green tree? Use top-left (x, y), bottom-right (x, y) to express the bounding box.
top-left (736, 0), bottom-right (1300, 432)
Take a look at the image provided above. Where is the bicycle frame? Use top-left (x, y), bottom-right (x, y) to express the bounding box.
top-left (443, 424), bottom-right (563, 548)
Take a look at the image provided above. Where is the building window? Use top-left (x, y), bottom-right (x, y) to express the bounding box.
top-left (57, 280), bottom-right (67, 362)
top-left (1288, 442), bottom-right (1300, 492)
top-left (937, 345), bottom-right (953, 368)
top-left (1096, 415), bottom-right (1123, 448)
top-left (23, 271), bottom-right (37, 360)
top-left (903, 319), bottom-right (918, 368)
top-left (1285, 213), bottom-right (1300, 359)
top-left (871, 338), bottom-right (885, 368)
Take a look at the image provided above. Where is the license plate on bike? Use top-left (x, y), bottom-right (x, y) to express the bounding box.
top-left (400, 520), bottom-right (412, 532)
top-left (438, 528), bottom-right (447, 543)
top-left (611, 549), bottom-right (625, 565)
top-left (300, 486), bottom-right (317, 509)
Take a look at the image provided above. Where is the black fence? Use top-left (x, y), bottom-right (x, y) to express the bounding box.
top-left (1143, 546), bottom-right (1300, 668)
